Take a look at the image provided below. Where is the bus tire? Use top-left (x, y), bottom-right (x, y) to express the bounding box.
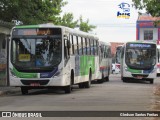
top-left (64, 85), bottom-right (72, 94)
top-left (122, 77), bottom-right (127, 82)
top-left (64, 73), bottom-right (73, 93)
top-left (79, 83), bottom-right (85, 88)
top-left (84, 70), bottom-right (92, 88)
top-left (97, 73), bottom-right (104, 83)
top-left (149, 79), bottom-right (154, 84)
top-left (21, 87), bottom-right (28, 95)
top-left (106, 76), bottom-right (109, 82)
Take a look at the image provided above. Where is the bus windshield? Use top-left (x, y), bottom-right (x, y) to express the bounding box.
top-left (125, 43), bottom-right (156, 70)
top-left (115, 46), bottom-right (122, 64)
top-left (11, 36), bottom-right (62, 72)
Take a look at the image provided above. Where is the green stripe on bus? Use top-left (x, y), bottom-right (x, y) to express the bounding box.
top-left (127, 67), bottom-right (141, 73)
top-left (80, 56), bottom-right (95, 75)
top-left (12, 67), bottom-right (38, 78)
top-left (15, 25), bottom-right (39, 28)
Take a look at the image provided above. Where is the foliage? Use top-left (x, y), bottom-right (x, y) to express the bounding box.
top-left (0, 0), bottom-right (96, 32)
top-left (0, 0), bottom-right (67, 25)
top-left (132, 0), bottom-right (160, 17)
top-left (59, 13), bottom-right (78, 28)
top-left (79, 16), bottom-right (96, 32)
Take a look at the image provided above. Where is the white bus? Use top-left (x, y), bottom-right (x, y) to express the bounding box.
top-left (97, 41), bottom-right (112, 83)
top-left (157, 45), bottom-right (160, 76)
top-left (115, 45), bottom-right (122, 73)
top-left (121, 41), bottom-right (157, 84)
top-left (8, 23), bottom-right (100, 94)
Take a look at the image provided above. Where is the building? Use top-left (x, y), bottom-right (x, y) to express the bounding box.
top-left (0, 20), bottom-right (14, 86)
top-left (136, 14), bottom-right (160, 44)
top-left (110, 42), bottom-right (124, 56)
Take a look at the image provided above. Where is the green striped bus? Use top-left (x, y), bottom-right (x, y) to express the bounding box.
top-left (8, 23), bottom-right (106, 94)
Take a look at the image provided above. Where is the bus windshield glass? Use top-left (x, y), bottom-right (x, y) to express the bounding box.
top-left (11, 28), bottom-right (62, 72)
top-left (125, 43), bottom-right (156, 70)
top-left (115, 46), bottom-right (122, 64)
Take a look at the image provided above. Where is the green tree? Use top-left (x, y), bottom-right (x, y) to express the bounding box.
top-left (0, 0), bottom-right (67, 24)
top-left (59, 13), bottom-right (78, 28)
top-left (79, 16), bottom-right (96, 32)
top-left (0, 0), bottom-right (96, 32)
top-left (132, 0), bottom-right (160, 17)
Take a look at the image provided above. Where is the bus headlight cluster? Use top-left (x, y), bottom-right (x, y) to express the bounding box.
top-left (10, 68), bottom-right (18, 78)
top-left (52, 69), bottom-right (63, 78)
top-left (125, 67), bottom-right (128, 71)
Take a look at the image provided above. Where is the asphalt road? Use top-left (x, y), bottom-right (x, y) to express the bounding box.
top-left (0, 74), bottom-right (159, 120)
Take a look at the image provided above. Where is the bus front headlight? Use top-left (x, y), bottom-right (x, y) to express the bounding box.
top-left (10, 68), bottom-right (18, 78)
top-left (125, 67), bottom-right (128, 71)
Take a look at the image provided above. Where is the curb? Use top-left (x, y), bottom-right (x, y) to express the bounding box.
top-left (0, 88), bottom-right (20, 96)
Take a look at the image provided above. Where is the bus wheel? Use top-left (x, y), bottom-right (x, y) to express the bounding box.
top-left (21, 87), bottom-right (28, 95)
top-left (122, 77), bottom-right (127, 82)
top-left (97, 73), bottom-right (104, 83)
top-left (84, 71), bottom-right (92, 88)
top-left (149, 79), bottom-right (154, 84)
top-left (105, 76), bottom-right (109, 82)
top-left (64, 85), bottom-right (72, 94)
top-left (79, 83), bottom-right (85, 88)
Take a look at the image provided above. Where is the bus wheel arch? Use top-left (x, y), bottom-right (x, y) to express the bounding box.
top-left (64, 70), bottom-right (74, 94)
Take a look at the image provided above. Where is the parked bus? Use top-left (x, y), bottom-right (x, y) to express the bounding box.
top-left (157, 45), bottom-right (160, 76)
top-left (8, 23), bottom-right (100, 94)
top-left (97, 41), bottom-right (112, 83)
top-left (121, 41), bottom-right (157, 84)
top-left (115, 45), bottom-right (122, 73)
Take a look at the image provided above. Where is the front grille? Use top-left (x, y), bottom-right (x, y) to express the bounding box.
top-left (21, 80), bottom-right (49, 85)
top-left (132, 74), bottom-right (148, 78)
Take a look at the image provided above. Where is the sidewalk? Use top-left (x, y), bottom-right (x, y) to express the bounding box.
top-left (0, 86), bottom-right (20, 96)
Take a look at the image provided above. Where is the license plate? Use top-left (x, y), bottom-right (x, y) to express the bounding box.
top-left (136, 76), bottom-right (143, 79)
top-left (30, 83), bottom-right (40, 86)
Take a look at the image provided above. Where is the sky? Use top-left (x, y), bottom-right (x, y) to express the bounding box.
top-left (61, 0), bottom-right (143, 43)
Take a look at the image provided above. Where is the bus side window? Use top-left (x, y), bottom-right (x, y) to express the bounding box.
top-left (96, 40), bottom-right (99, 55)
top-left (73, 36), bottom-right (77, 55)
top-left (76, 36), bottom-right (79, 55)
top-left (94, 40), bottom-right (98, 56)
top-left (64, 39), bottom-right (68, 59)
top-left (93, 40), bottom-right (95, 55)
top-left (81, 37), bottom-right (84, 55)
top-left (85, 38), bottom-right (87, 55)
top-left (83, 37), bottom-right (86, 55)
top-left (78, 36), bottom-right (82, 55)
top-left (89, 39), bottom-right (91, 55)
top-left (69, 34), bottom-right (73, 55)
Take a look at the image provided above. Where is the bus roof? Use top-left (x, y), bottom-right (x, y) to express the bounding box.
top-left (99, 41), bottom-right (111, 46)
top-left (13, 23), bottom-right (98, 40)
top-left (126, 40), bottom-right (157, 45)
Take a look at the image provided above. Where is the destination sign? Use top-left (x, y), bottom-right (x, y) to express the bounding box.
top-left (12, 28), bottom-right (61, 36)
top-left (128, 43), bottom-right (152, 48)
